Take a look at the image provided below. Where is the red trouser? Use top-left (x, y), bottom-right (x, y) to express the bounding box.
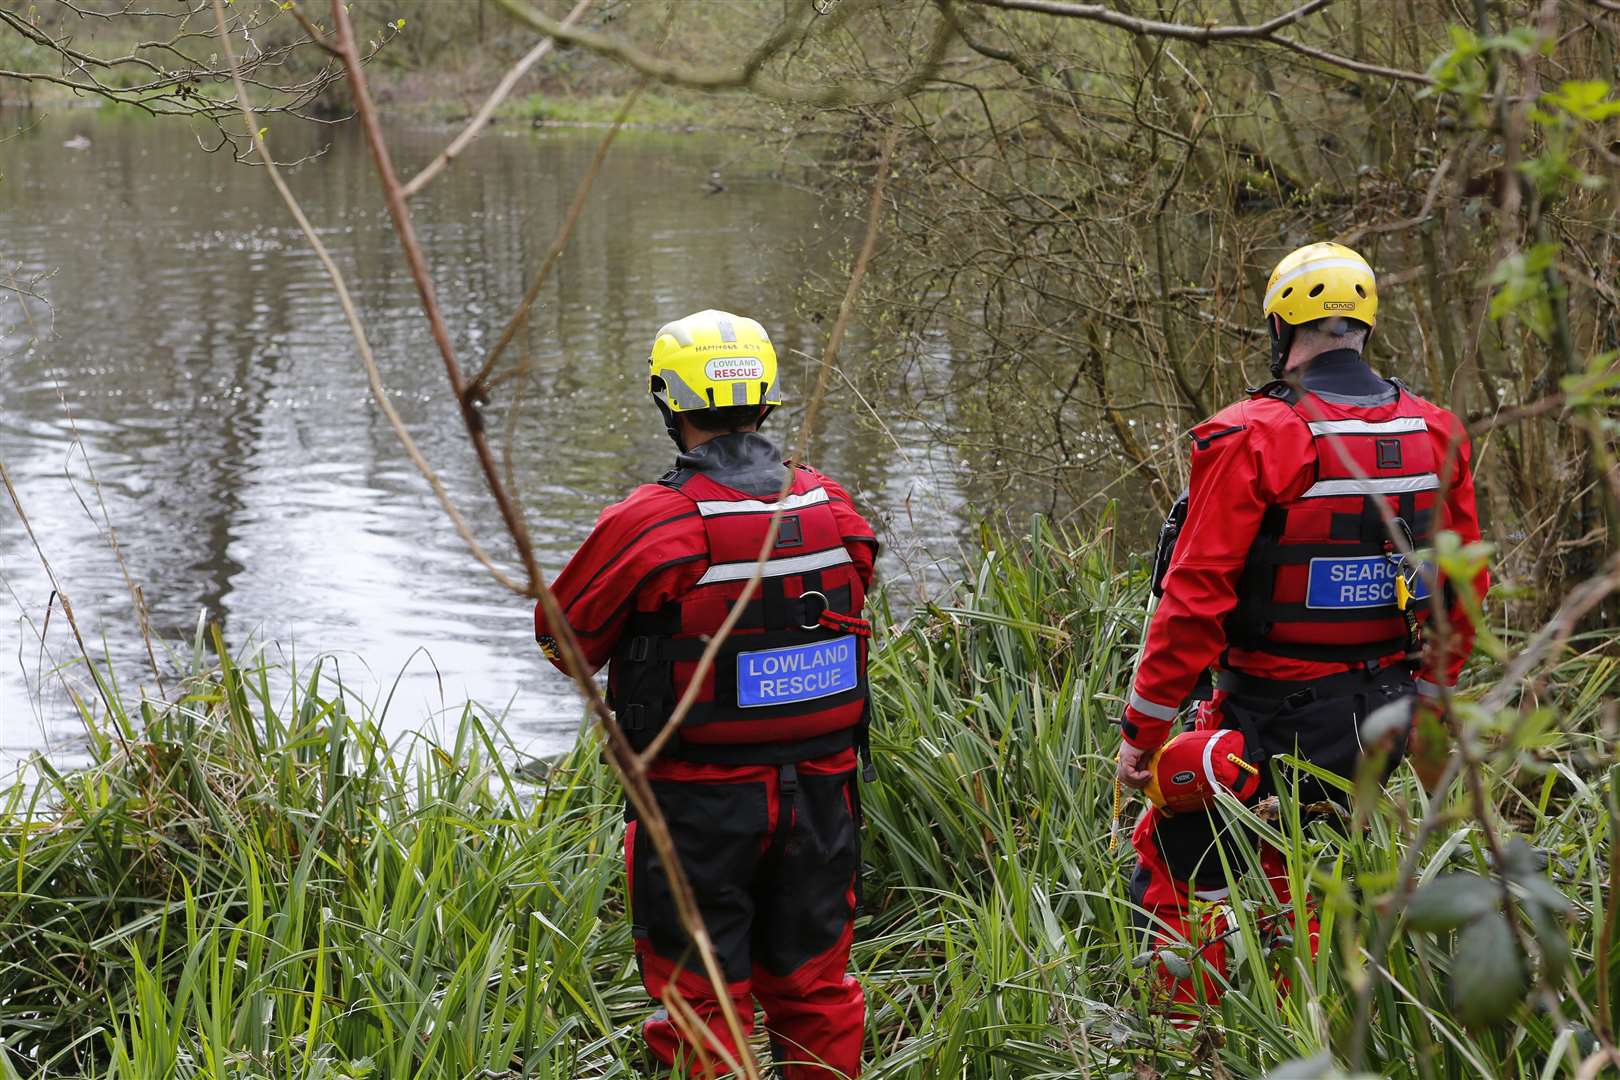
top-left (1130, 672), bottom-right (1410, 1010)
top-left (626, 748), bottom-right (864, 1078)
top-left (1129, 809), bottom-right (1319, 1012)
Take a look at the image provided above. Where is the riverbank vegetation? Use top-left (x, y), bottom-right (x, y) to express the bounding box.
top-left (4, 524), bottom-right (1618, 1078)
top-left (5, 2), bottom-right (1618, 1077)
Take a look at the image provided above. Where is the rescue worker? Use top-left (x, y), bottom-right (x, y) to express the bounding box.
top-left (1115, 242), bottom-right (1488, 1011)
top-left (535, 310), bottom-right (877, 1078)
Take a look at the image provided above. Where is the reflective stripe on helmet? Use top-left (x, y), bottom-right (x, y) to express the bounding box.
top-left (1262, 257), bottom-right (1374, 311)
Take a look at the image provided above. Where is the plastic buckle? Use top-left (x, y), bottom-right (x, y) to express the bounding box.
top-left (1283, 688), bottom-right (1316, 710)
top-left (622, 704), bottom-right (646, 731)
top-left (778, 763), bottom-right (798, 798)
top-left (627, 637), bottom-right (651, 663)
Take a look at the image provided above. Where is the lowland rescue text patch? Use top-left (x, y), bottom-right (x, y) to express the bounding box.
top-left (736, 636), bottom-right (859, 707)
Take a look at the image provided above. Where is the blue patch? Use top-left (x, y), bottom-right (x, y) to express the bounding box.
top-left (736, 636), bottom-right (859, 708)
top-left (1306, 555), bottom-right (1432, 610)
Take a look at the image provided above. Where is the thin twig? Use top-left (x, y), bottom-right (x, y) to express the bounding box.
top-left (207, 0), bottom-right (522, 595)
top-left (637, 124), bottom-right (900, 767)
top-left (470, 77), bottom-right (651, 395)
top-left (399, 0), bottom-right (595, 199)
top-left (330, 0), bottom-right (542, 596)
top-left (0, 459), bottom-right (128, 755)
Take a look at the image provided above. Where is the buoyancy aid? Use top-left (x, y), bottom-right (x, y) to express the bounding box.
top-left (611, 464), bottom-right (872, 765)
top-left (1228, 379), bottom-right (1440, 665)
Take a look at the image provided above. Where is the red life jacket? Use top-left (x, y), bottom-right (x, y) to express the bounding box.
top-left (1228, 382), bottom-right (1439, 665)
top-left (611, 465), bottom-right (871, 764)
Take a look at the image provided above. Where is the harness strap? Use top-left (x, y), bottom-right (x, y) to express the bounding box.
top-left (1218, 663), bottom-right (1412, 705)
top-left (1234, 636), bottom-right (1411, 664)
top-left (772, 764), bottom-right (798, 850)
top-left (662, 726), bottom-right (858, 765)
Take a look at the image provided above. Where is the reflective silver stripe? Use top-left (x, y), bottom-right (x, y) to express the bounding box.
top-left (1299, 474), bottom-right (1439, 499)
top-left (1262, 257), bottom-right (1374, 310)
top-left (1202, 731), bottom-right (1228, 795)
top-left (716, 316), bottom-right (736, 342)
top-left (1128, 690), bottom-right (1179, 722)
top-left (1415, 678), bottom-right (1446, 699)
top-left (1306, 417), bottom-right (1427, 436)
top-left (695, 546), bottom-right (851, 585)
top-left (1194, 887), bottom-right (1230, 901)
top-left (695, 487), bottom-right (829, 517)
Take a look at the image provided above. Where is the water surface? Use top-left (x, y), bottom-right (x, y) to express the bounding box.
top-left (0, 109), bottom-right (968, 771)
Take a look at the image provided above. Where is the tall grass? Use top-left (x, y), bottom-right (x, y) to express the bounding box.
top-left (3, 522), bottom-right (1616, 1077)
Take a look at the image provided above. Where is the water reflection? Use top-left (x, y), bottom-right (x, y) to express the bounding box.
top-left (0, 110), bottom-right (967, 770)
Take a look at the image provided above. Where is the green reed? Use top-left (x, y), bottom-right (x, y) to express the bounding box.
top-left (2, 521), bottom-right (1615, 1078)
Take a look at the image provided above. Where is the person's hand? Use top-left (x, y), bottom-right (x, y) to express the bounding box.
top-left (1409, 697), bottom-right (1451, 794)
top-left (1117, 741), bottom-right (1155, 790)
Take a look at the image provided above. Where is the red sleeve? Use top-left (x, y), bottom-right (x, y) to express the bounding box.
top-left (1417, 409), bottom-right (1488, 700)
top-left (1123, 400), bottom-right (1313, 750)
top-left (802, 466), bottom-right (880, 591)
top-left (534, 485), bottom-right (706, 675)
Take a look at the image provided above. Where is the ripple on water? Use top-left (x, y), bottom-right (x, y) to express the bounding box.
top-left (0, 111), bottom-right (967, 766)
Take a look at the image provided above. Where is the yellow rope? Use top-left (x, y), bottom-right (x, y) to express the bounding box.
top-left (1109, 773), bottom-right (1124, 852)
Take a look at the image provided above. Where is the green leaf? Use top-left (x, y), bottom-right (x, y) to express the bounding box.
top-left (1529, 899), bottom-right (1571, 983)
top-left (1500, 836), bottom-right (1546, 878)
top-left (1265, 1053), bottom-right (1339, 1080)
top-left (1157, 949), bottom-right (1192, 979)
top-left (1516, 871), bottom-right (1573, 916)
top-left (1360, 696), bottom-right (1414, 745)
top-left (1406, 873), bottom-right (1498, 931)
top-left (1452, 911), bottom-right (1528, 1026)
top-left (1544, 80), bottom-right (1620, 122)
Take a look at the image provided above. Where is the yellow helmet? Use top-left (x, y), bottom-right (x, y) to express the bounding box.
top-left (1263, 242), bottom-right (1378, 327)
top-left (648, 309), bottom-right (784, 413)
top-left (1263, 242), bottom-right (1377, 376)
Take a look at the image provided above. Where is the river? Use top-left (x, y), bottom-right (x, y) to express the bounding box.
top-left (0, 108), bottom-right (970, 772)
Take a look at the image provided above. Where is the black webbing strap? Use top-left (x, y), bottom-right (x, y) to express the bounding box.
top-left (667, 726), bottom-right (858, 765)
top-left (772, 763), bottom-right (798, 850)
top-left (1219, 663), bottom-right (1411, 706)
top-left (1237, 636), bottom-right (1410, 663)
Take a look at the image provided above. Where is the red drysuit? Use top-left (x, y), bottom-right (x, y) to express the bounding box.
top-left (1122, 350), bottom-right (1487, 1011)
top-left (537, 430), bottom-right (878, 1078)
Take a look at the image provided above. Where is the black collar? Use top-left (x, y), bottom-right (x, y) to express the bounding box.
top-left (673, 432), bottom-right (788, 496)
top-left (1299, 349), bottom-right (1396, 403)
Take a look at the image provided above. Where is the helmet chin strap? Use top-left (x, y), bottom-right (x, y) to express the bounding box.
top-left (654, 397), bottom-right (687, 453)
top-left (654, 400), bottom-right (777, 455)
top-left (1268, 314), bottom-right (1297, 380)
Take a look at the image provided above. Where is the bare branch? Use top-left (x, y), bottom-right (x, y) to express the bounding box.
top-left (965, 0), bottom-right (1335, 41)
top-left (399, 0), bottom-right (595, 199)
top-left (489, 0), bottom-right (955, 106)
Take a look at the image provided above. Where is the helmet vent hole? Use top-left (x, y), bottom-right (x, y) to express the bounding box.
top-left (1355, 284), bottom-right (1367, 297)
top-left (1281, 287), bottom-right (1293, 298)
top-left (1309, 283), bottom-right (1325, 297)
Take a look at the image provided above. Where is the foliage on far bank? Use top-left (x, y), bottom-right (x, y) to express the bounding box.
top-left (4, 522), bottom-right (1617, 1078)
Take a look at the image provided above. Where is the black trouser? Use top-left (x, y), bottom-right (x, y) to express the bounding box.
top-left (625, 756), bottom-right (864, 1078)
top-left (1141, 665), bottom-right (1413, 894)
